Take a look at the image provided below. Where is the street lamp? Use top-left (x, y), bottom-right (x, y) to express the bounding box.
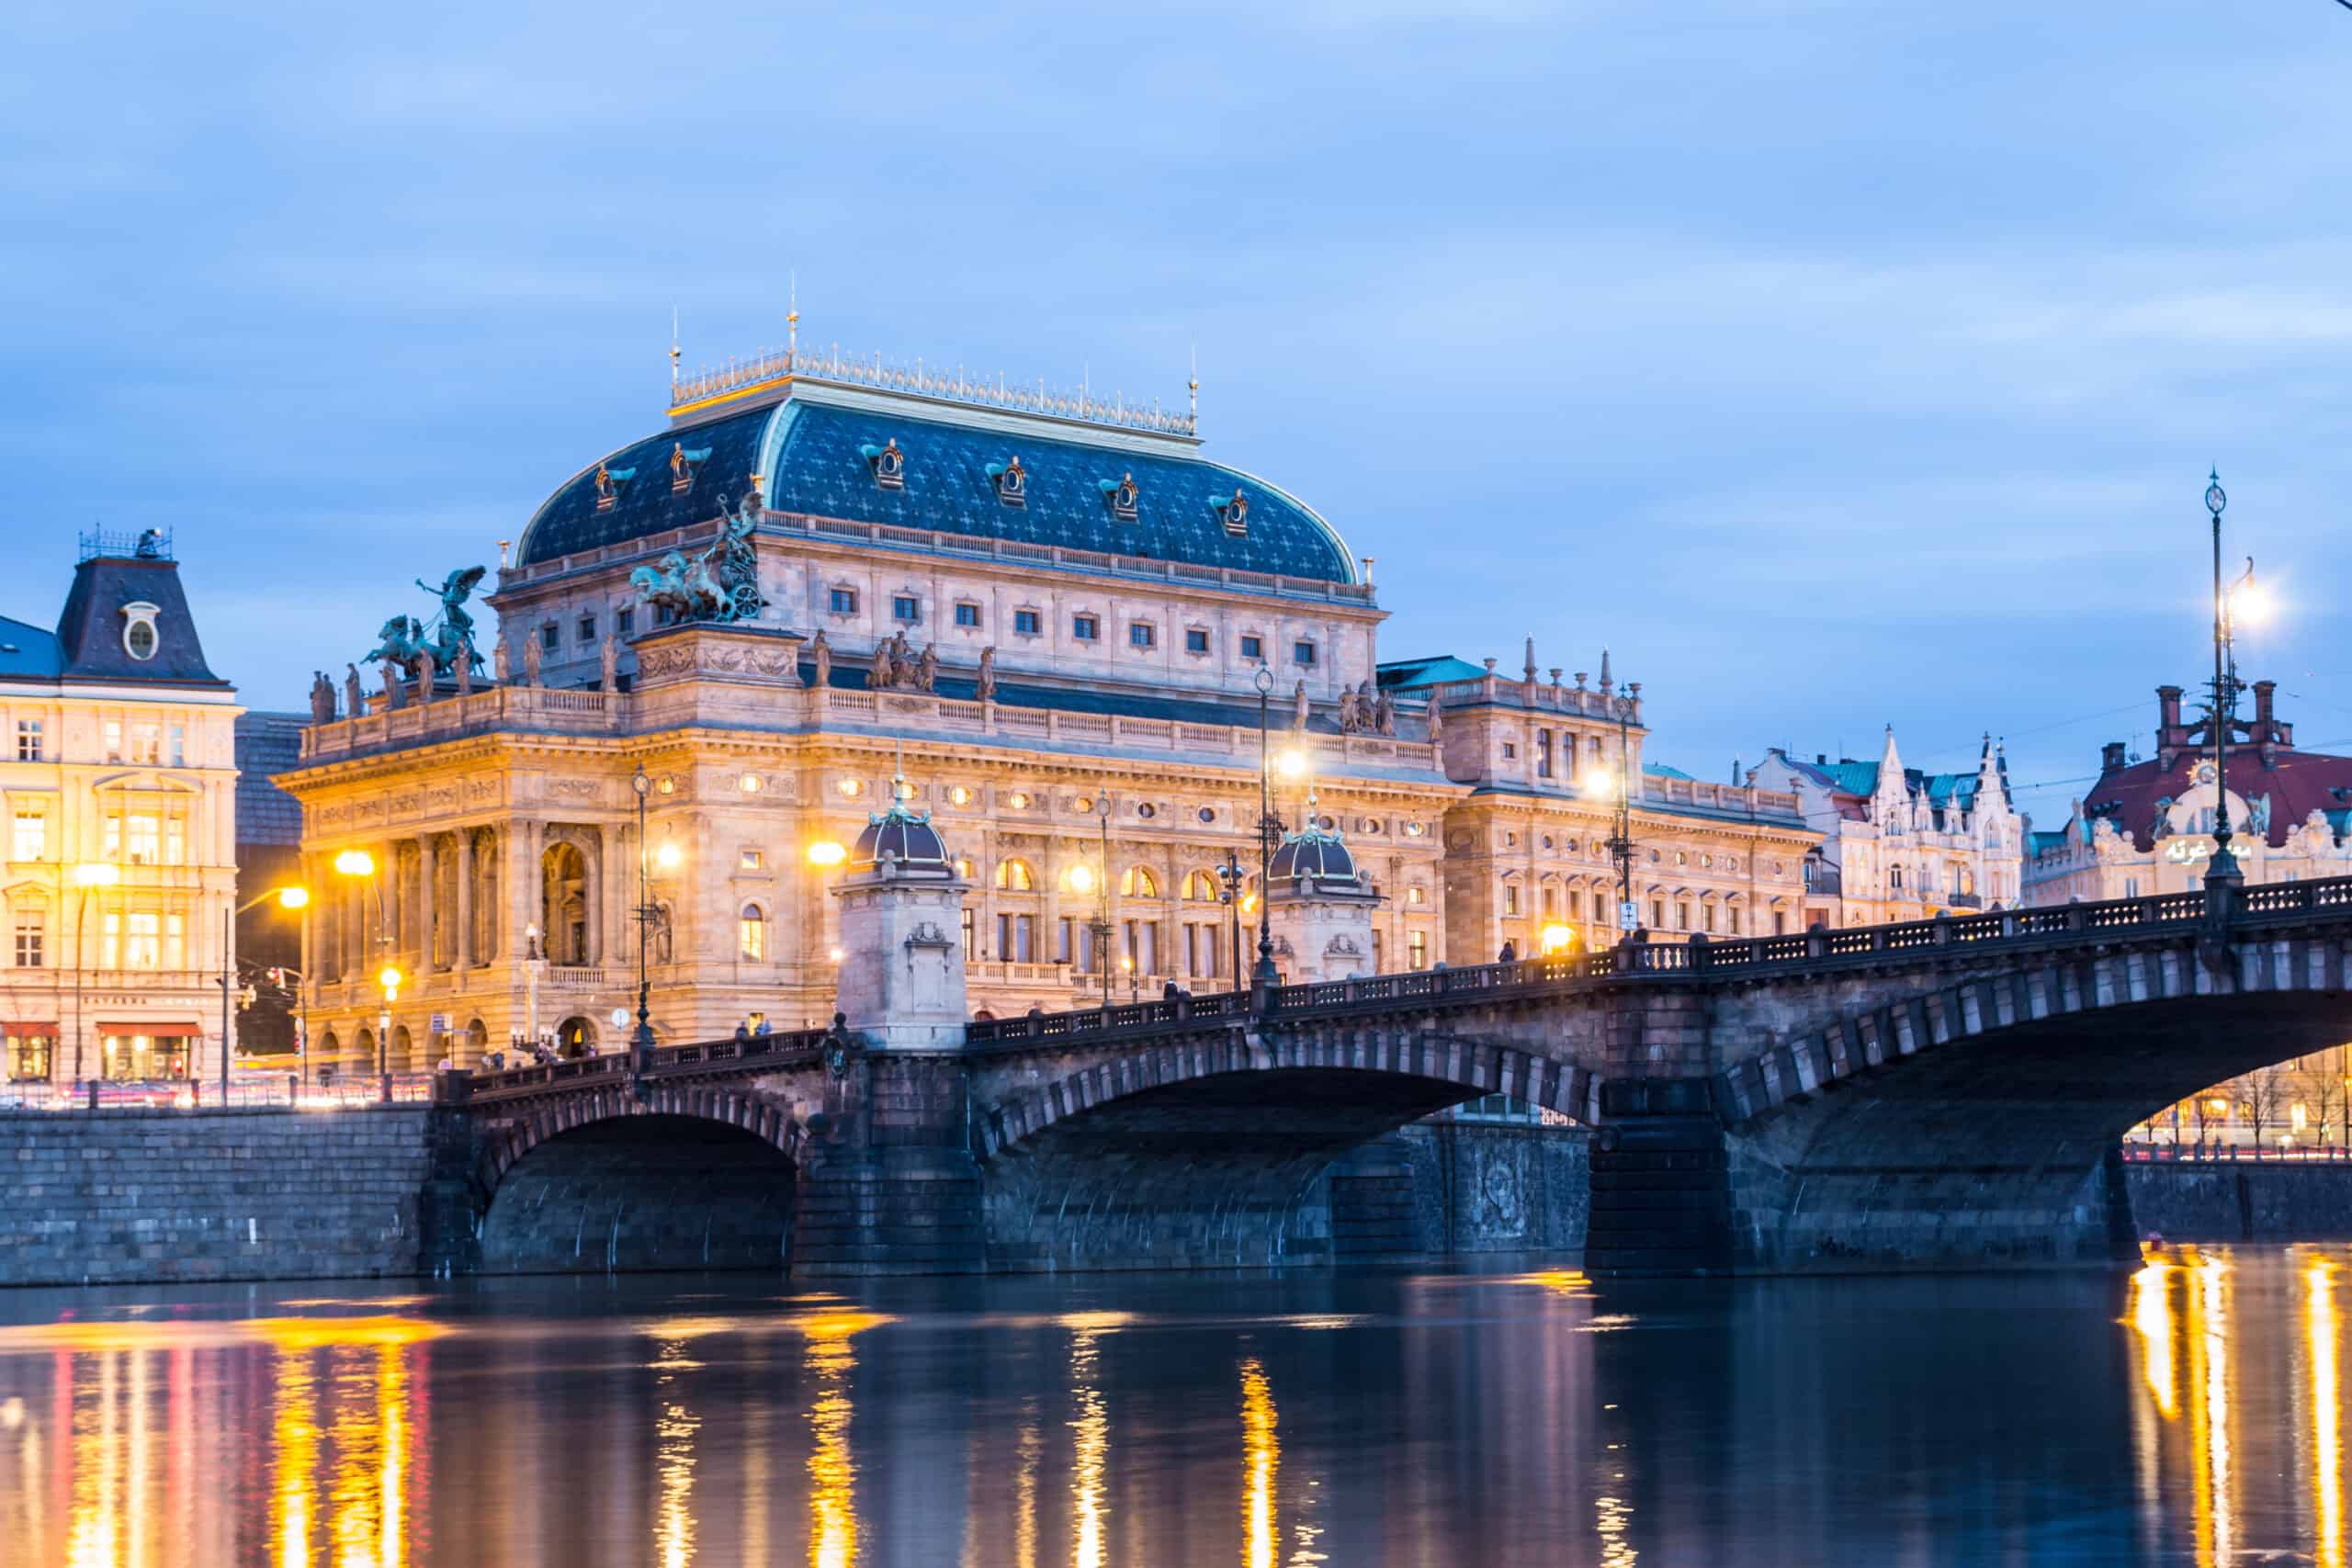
top-left (1605, 685), bottom-right (1640, 943)
top-left (1251, 665), bottom-right (1283, 1000)
top-left (629, 762), bottom-right (662, 1079)
top-left (376, 963), bottom-right (402, 1077)
top-left (1216, 850), bottom-right (1246, 990)
top-left (67, 861), bottom-right (119, 1082)
top-left (221, 885), bottom-right (309, 1097)
top-left (334, 849), bottom-right (394, 1078)
top-left (1091, 792), bottom-right (1114, 1009)
top-left (2204, 471), bottom-right (2245, 888)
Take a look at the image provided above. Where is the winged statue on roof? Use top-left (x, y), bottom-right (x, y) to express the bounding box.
top-left (628, 493), bottom-right (765, 625)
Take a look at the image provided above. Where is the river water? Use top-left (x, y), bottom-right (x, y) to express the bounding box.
top-left (0, 1247), bottom-right (2342, 1566)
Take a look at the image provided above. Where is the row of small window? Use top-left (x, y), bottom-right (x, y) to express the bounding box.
top-left (10, 911), bottom-right (191, 968)
top-left (11, 810), bottom-right (190, 865)
top-left (960, 913), bottom-right (1430, 975)
top-left (825, 591), bottom-right (1317, 662)
top-left (6, 719), bottom-right (185, 766)
top-left (4, 1034), bottom-right (193, 1083)
top-left (1499, 884), bottom-right (1769, 935)
top-left (541, 607), bottom-right (639, 651)
top-left (1498, 730), bottom-right (1609, 778)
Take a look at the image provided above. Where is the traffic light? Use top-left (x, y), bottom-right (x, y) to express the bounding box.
top-left (266, 966), bottom-right (285, 987)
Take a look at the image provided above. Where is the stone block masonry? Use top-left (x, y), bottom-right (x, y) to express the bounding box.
top-left (0, 1108), bottom-right (435, 1288)
top-left (2126, 1161), bottom-right (2352, 1243)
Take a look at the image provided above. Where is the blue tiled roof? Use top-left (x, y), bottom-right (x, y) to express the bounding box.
top-left (1643, 762), bottom-right (1695, 781)
top-left (0, 615), bottom-right (62, 680)
top-left (1378, 655), bottom-right (1489, 689)
top-left (516, 394), bottom-right (1355, 584)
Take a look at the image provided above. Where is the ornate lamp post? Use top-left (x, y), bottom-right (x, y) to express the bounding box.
top-left (334, 849), bottom-right (395, 1079)
top-left (629, 763), bottom-right (659, 1078)
top-left (2203, 471), bottom-right (2242, 887)
top-left (220, 885), bottom-right (308, 1095)
top-left (1251, 665), bottom-right (1283, 998)
top-left (1605, 686), bottom-right (1639, 942)
top-left (67, 861), bottom-right (119, 1082)
top-left (1216, 849), bottom-right (1247, 990)
top-left (1091, 792), bottom-right (1114, 1009)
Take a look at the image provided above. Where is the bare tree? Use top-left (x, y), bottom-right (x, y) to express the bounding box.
top-left (2192, 1089), bottom-right (2225, 1148)
top-left (2305, 1062), bottom-right (2347, 1151)
top-left (2243, 1065), bottom-right (2296, 1150)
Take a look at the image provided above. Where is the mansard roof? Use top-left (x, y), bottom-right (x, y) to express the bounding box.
top-left (5, 554), bottom-right (229, 689)
top-left (2084, 747), bottom-right (2352, 852)
top-left (0, 616), bottom-right (62, 681)
top-left (514, 383), bottom-right (1355, 585)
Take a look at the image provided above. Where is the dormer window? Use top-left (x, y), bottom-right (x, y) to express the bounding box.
top-left (594, 464), bottom-right (635, 512)
top-left (987, 457), bottom-right (1028, 507)
top-left (669, 443), bottom-right (710, 494)
top-left (861, 438), bottom-right (907, 491)
top-left (1102, 472), bottom-right (1140, 521)
top-left (1216, 489), bottom-right (1249, 536)
top-left (119, 601), bottom-right (161, 661)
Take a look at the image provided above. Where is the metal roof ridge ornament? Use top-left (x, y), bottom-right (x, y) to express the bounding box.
top-left (669, 342), bottom-right (1201, 436)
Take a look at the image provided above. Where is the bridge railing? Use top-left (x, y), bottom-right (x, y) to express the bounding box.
top-left (967, 873), bottom-right (2352, 1044)
top-left (463, 1027), bottom-right (831, 1100)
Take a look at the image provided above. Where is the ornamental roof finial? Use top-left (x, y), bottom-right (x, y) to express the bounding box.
top-left (669, 305), bottom-right (680, 389)
top-left (786, 271), bottom-right (799, 362)
top-left (1189, 343), bottom-right (1199, 426)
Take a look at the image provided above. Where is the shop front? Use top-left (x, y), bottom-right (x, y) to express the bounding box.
top-left (97, 1024), bottom-right (197, 1081)
top-left (3, 1023), bottom-right (56, 1082)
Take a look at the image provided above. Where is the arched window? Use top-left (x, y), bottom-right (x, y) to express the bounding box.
top-left (1181, 869), bottom-right (1220, 901)
top-left (739, 902), bottom-right (765, 961)
top-left (995, 859), bottom-right (1035, 891)
top-left (1121, 866), bottom-right (1160, 898)
top-left (1890, 864), bottom-right (1903, 889)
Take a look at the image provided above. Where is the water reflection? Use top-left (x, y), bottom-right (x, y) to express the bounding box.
top-left (0, 1255), bottom-right (2349, 1565)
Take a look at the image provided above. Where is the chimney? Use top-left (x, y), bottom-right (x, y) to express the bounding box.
top-left (2254, 679), bottom-right (2279, 765)
top-left (1815, 752), bottom-right (1827, 765)
top-left (2155, 684), bottom-right (2186, 771)
top-left (2100, 740), bottom-right (2126, 773)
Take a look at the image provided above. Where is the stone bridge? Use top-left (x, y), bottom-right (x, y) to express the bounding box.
top-left (421, 874), bottom-right (2352, 1278)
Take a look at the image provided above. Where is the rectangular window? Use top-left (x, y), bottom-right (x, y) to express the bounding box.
top-left (997, 912), bottom-right (1035, 963)
top-left (829, 588), bottom-right (858, 615)
top-left (1772, 910), bottom-right (1787, 935)
top-left (616, 607), bottom-right (635, 636)
top-left (893, 595), bottom-right (921, 623)
top-left (1056, 916), bottom-right (1073, 964)
top-left (1569, 890), bottom-right (1584, 919)
top-left (1537, 732), bottom-right (1553, 779)
top-left (168, 725), bottom-right (185, 766)
top-left (1676, 901), bottom-right (1690, 931)
top-left (1014, 609), bottom-right (1042, 637)
top-left (962, 908), bottom-right (975, 960)
top-left (1072, 615), bottom-right (1100, 641)
top-left (1184, 629), bottom-right (1210, 654)
top-left (955, 603), bottom-right (982, 628)
top-left (1408, 931), bottom-right (1429, 971)
top-left (1501, 742), bottom-right (1517, 760)
top-left (163, 912), bottom-right (185, 971)
top-left (126, 814), bottom-right (160, 865)
top-left (11, 809), bottom-right (45, 863)
top-left (124, 911), bottom-right (160, 970)
top-left (739, 849), bottom-right (763, 872)
top-left (539, 624), bottom-right (559, 651)
top-left (1702, 903), bottom-right (1716, 933)
top-left (130, 723), bottom-right (161, 764)
top-left (14, 720), bottom-right (40, 762)
top-left (1129, 623), bottom-right (1155, 649)
top-left (578, 613), bottom-right (596, 642)
top-left (1728, 906), bottom-right (1742, 936)
top-left (104, 719), bottom-right (123, 761)
top-left (1651, 898), bottom-right (1665, 930)
top-left (1293, 640), bottom-right (1316, 666)
top-left (739, 914), bottom-right (764, 961)
top-left (1240, 635), bottom-right (1263, 660)
top-left (13, 917), bottom-right (43, 968)
top-left (164, 816), bottom-right (185, 865)
top-left (102, 813), bottom-right (120, 860)
top-left (1503, 885), bottom-right (1520, 916)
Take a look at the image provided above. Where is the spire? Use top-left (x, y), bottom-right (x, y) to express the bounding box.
top-left (1523, 635), bottom-right (1537, 687)
top-left (1878, 723), bottom-right (1902, 787)
top-left (1188, 344), bottom-right (1199, 426)
top-left (1598, 648), bottom-right (1611, 691)
top-left (786, 272), bottom-right (799, 362)
top-left (669, 306), bottom-right (680, 390)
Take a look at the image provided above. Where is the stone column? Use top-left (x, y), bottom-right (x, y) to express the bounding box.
top-left (508, 818), bottom-right (540, 964)
top-left (584, 828), bottom-right (606, 968)
top-left (455, 829), bottom-right (476, 969)
top-left (418, 833), bottom-right (438, 973)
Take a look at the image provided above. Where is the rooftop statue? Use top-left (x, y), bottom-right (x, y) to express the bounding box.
top-left (366, 565), bottom-right (488, 679)
top-left (628, 496), bottom-right (764, 625)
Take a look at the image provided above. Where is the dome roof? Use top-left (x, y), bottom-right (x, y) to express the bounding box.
top-left (514, 386), bottom-right (1355, 585)
top-left (1267, 822), bottom-right (1363, 886)
top-left (851, 801), bottom-right (955, 874)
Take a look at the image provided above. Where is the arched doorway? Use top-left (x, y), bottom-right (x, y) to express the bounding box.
top-left (390, 1024), bottom-right (413, 1070)
top-left (541, 840), bottom-right (590, 965)
top-left (354, 1027), bottom-right (374, 1073)
top-left (464, 1017), bottom-right (488, 1066)
top-left (556, 1015), bottom-right (597, 1058)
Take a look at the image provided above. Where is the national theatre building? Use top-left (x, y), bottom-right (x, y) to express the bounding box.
top-left (279, 336), bottom-right (1820, 1069)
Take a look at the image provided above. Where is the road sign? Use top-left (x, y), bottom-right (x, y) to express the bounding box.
top-left (1618, 900), bottom-right (1639, 932)
top-left (429, 1012), bottom-right (447, 1032)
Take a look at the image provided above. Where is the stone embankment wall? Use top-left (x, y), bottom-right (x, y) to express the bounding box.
top-left (2126, 1161), bottom-right (2352, 1242)
top-left (0, 1108), bottom-right (433, 1288)
top-left (1329, 1122), bottom-right (1589, 1257)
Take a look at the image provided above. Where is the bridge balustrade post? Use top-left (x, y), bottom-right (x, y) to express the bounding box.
top-left (1804, 923), bottom-right (1826, 961)
top-left (1932, 914), bottom-right (1954, 947)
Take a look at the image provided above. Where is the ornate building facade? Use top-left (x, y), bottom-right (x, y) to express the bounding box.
top-left (1748, 728), bottom-right (2022, 928)
top-left (278, 342), bottom-right (1822, 1069)
top-left (0, 536), bottom-right (243, 1083)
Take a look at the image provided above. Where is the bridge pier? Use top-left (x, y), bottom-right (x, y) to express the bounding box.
top-left (1586, 1079), bottom-right (1734, 1276)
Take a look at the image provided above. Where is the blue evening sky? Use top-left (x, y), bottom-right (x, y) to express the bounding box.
top-left (5, 2), bottom-right (2349, 829)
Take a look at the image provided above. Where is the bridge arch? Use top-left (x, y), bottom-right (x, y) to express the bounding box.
top-left (473, 1083), bottom-right (803, 1274)
top-left (976, 1027), bottom-right (1602, 1270)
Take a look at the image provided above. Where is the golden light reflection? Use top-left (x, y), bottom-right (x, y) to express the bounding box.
top-left (653, 1337), bottom-right (700, 1568)
top-left (1066, 1316), bottom-right (1118, 1568)
top-left (2312, 1259), bottom-right (2344, 1568)
top-left (65, 1350), bottom-right (120, 1568)
top-left (2188, 1254), bottom-right (2234, 1568)
top-left (2132, 1259), bottom-right (2177, 1419)
top-left (803, 1309), bottom-right (888, 1568)
top-left (1240, 1359), bottom-right (1277, 1568)
top-left (271, 1347), bottom-right (318, 1568)
top-left (1014, 1404), bottom-right (1041, 1568)
top-left (1595, 1492), bottom-right (1636, 1567)
top-left (0, 1314), bottom-right (447, 1356)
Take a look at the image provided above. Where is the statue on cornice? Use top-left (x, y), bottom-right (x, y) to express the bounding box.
top-left (1374, 688), bottom-right (1396, 737)
top-left (492, 633), bottom-right (512, 686)
top-left (870, 637), bottom-right (899, 689)
top-left (416, 645), bottom-right (438, 704)
top-left (522, 629), bottom-right (542, 687)
top-left (1338, 687), bottom-right (1361, 732)
top-left (345, 663), bottom-right (364, 717)
top-left (1294, 680), bottom-right (1308, 731)
top-left (599, 633), bottom-right (619, 693)
top-left (1425, 692), bottom-right (1444, 745)
top-left (918, 642), bottom-right (940, 693)
top-left (977, 646), bottom-right (997, 703)
top-left (309, 671), bottom-right (334, 725)
top-left (381, 659), bottom-right (407, 711)
top-left (413, 566), bottom-right (489, 674)
top-left (456, 648), bottom-right (473, 696)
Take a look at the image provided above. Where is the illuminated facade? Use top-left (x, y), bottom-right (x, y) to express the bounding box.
top-left (278, 339), bottom-right (1820, 1068)
top-left (1748, 728), bottom-right (2022, 928)
top-left (0, 536), bottom-right (243, 1082)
